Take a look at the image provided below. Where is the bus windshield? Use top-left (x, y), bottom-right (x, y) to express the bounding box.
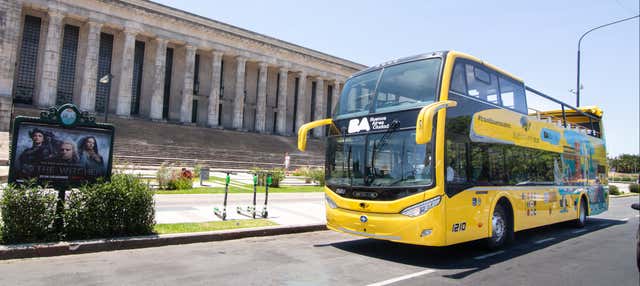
top-left (326, 130), bottom-right (433, 188)
top-left (334, 58), bottom-right (442, 119)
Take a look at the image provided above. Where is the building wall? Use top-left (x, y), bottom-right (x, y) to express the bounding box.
top-left (1, 0), bottom-right (365, 135)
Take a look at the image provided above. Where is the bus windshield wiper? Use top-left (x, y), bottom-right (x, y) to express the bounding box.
top-left (366, 120), bottom-right (400, 186)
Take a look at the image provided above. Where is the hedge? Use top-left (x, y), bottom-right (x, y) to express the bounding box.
top-left (64, 174), bottom-right (155, 240)
top-left (1, 174), bottom-right (155, 244)
top-left (608, 185), bottom-right (620, 195)
top-left (0, 184), bottom-right (58, 244)
top-left (630, 183), bottom-right (639, 194)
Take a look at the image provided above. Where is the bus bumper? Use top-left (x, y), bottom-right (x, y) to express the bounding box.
top-left (325, 204), bottom-right (446, 246)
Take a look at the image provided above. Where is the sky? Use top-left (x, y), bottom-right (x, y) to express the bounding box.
top-left (155, 0), bottom-right (639, 157)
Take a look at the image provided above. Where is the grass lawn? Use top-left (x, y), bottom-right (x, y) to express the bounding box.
top-left (155, 185), bottom-right (324, 194)
top-left (154, 219), bottom-right (278, 234)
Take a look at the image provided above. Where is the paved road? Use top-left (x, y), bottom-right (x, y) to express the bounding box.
top-left (1, 196), bottom-right (638, 286)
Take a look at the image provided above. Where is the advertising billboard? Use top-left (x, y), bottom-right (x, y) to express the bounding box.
top-left (8, 104), bottom-right (114, 187)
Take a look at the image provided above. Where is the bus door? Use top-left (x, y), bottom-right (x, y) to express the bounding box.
top-left (444, 141), bottom-right (489, 244)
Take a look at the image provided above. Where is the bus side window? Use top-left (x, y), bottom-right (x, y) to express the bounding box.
top-left (498, 76), bottom-right (527, 114)
top-left (465, 63), bottom-right (499, 105)
top-left (450, 62), bottom-right (466, 94)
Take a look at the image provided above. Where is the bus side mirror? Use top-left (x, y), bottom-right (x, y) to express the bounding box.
top-left (415, 100), bottom-right (457, 144)
top-left (297, 118), bottom-right (333, 151)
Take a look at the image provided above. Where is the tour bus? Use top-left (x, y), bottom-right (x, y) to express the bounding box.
top-left (297, 51), bottom-right (608, 248)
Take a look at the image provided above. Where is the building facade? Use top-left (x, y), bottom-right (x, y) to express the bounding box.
top-left (0, 0), bottom-right (366, 136)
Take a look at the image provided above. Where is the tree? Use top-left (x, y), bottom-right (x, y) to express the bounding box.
top-left (608, 154), bottom-right (640, 173)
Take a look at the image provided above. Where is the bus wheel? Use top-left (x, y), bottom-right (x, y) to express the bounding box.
top-left (575, 197), bottom-right (587, 228)
top-left (487, 204), bottom-right (510, 249)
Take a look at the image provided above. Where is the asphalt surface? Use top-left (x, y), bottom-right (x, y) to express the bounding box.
top-left (0, 196), bottom-right (638, 286)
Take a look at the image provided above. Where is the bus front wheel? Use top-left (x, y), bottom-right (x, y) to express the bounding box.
top-left (487, 204), bottom-right (511, 249)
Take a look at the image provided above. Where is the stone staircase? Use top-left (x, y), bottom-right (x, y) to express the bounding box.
top-left (11, 105), bottom-right (326, 171)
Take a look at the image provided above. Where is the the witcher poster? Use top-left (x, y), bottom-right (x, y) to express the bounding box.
top-left (10, 122), bottom-right (113, 186)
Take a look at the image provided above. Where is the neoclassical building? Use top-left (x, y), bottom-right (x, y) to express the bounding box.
top-left (0, 0), bottom-right (366, 136)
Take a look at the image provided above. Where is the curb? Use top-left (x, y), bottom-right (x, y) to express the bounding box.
top-left (0, 224), bottom-right (327, 260)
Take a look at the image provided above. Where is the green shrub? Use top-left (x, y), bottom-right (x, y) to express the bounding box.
top-left (307, 168), bottom-right (325, 186)
top-left (629, 183), bottom-right (639, 193)
top-left (269, 168), bottom-right (285, 187)
top-left (1, 183), bottom-right (58, 244)
top-left (64, 174), bottom-right (155, 240)
top-left (193, 164), bottom-right (203, 177)
top-left (292, 167), bottom-right (308, 177)
top-left (251, 167), bottom-right (285, 187)
top-left (157, 164), bottom-right (193, 190)
top-left (166, 177), bottom-right (193, 190)
top-left (156, 163), bottom-right (173, 190)
top-left (608, 185), bottom-right (620, 195)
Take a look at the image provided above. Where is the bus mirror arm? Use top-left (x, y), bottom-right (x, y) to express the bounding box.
top-left (297, 118), bottom-right (334, 151)
top-left (415, 100), bottom-right (457, 144)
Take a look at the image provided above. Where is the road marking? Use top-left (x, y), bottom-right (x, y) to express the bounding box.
top-left (572, 229), bottom-right (588, 234)
top-left (473, 250), bottom-right (505, 260)
top-left (534, 237), bottom-right (556, 244)
top-left (367, 269), bottom-right (436, 286)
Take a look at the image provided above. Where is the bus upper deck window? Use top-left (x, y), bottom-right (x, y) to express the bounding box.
top-left (498, 76), bottom-right (527, 114)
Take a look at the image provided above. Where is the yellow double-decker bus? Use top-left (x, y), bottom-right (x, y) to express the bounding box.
top-left (298, 51), bottom-right (608, 248)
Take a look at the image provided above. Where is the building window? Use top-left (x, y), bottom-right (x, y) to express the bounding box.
top-left (130, 40), bottom-right (145, 115)
top-left (56, 24), bottom-right (80, 105)
top-left (163, 47), bottom-right (173, 119)
top-left (292, 77), bottom-right (299, 133)
top-left (14, 15), bottom-right (42, 104)
top-left (95, 32), bottom-right (114, 113)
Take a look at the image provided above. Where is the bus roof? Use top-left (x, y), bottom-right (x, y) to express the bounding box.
top-left (350, 50), bottom-right (524, 83)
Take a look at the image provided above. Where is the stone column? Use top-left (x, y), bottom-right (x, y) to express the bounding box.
top-left (116, 28), bottom-right (136, 116)
top-left (255, 62), bottom-right (268, 133)
top-left (180, 45), bottom-right (196, 123)
top-left (149, 38), bottom-right (168, 120)
top-left (332, 80), bottom-right (342, 113)
top-left (313, 78), bottom-right (325, 137)
top-left (79, 21), bottom-right (102, 111)
top-left (0, 0), bottom-right (22, 130)
top-left (232, 56), bottom-right (247, 129)
top-left (37, 10), bottom-right (64, 107)
top-left (276, 68), bottom-right (289, 135)
top-left (207, 51), bottom-right (223, 127)
top-left (295, 71), bottom-right (307, 132)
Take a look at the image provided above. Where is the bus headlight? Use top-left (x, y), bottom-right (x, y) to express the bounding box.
top-left (325, 194), bottom-right (338, 209)
top-left (401, 196), bottom-right (441, 217)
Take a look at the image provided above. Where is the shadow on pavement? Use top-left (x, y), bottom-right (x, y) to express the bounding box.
top-left (317, 218), bottom-right (626, 279)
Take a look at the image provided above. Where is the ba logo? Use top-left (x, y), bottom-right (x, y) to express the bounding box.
top-left (348, 117), bottom-right (370, 133)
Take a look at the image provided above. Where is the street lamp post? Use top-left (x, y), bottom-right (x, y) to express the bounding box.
top-left (576, 14), bottom-right (639, 107)
top-left (99, 73), bottom-right (114, 122)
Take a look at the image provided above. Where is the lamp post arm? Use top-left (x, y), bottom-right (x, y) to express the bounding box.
top-left (576, 14), bottom-right (639, 107)
top-left (578, 15), bottom-right (639, 50)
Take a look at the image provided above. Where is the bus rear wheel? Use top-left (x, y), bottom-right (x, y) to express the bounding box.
top-left (575, 197), bottom-right (587, 228)
top-left (487, 204), bottom-right (511, 249)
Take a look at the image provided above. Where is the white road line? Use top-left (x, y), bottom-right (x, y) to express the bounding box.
top-left (473, 250), bottom-right (505, 260)
top-left (366, 269), bottom-right (436, 286)
top-left (572, 229), bottom-right (588, 234)
top-left (534, 237), bottom-right (556, 244)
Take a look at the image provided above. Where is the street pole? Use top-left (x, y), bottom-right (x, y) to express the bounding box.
top-left (576, 15), bottom-right (639, 107)
top-left (99, 74), bottom-right (114, 122)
